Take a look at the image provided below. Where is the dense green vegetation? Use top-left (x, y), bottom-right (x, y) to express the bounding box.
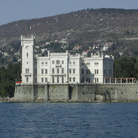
top-left (0, 57), bottom-right (137, 98)
top-left (114, 57), bottom-right (138, 79)
top-left (0, 63), bottom-right (21, 97)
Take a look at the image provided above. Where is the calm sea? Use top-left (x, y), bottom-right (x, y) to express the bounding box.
top-left (0, 103), bottom-right (137, 138)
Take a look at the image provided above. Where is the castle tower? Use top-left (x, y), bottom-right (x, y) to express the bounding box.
top-left (21, 35), bottom-right (35, 84)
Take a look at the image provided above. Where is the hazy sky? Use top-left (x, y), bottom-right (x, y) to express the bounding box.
top-left (0, 0), bottom-right (138, 26)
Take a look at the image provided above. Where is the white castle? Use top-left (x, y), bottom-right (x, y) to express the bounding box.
top-left (21, 35), bottom-right (113, 84)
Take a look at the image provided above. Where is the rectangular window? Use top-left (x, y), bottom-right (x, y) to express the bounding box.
top-left (57, 68), bottom-right (59, 73)
top-left (69, 69), bottom-right (71, 74)
top-left (86, 78), bottom-right (90, 83)
top-left (95, 78), bottom-right (99, 83)
top-left (62, 60), bottom-right (64, 64)
top-left (41, 62), bottom-right (44, 66)
top-left (52, 68), bottom-right (54, 73)
top-left (45, 69), bottom-right (47, 74)
top-left (86, 63), bottom-right (90, 65)
top-left (52, 77), bottom-right (54, 83)
top-left (86, 69), bottom-right (90, 74)
top-left (69, 77), bottom-right (71, 82)
top-left (52, 60), bottom-right (54, 64)
top-left (56, 60), bottom-right (60, 64)
top-left (62, 77), bottom-right (64, 83)
top-left (95, 69), bottom-right (98, 74)
top-left (57, 77), bottom-right (59, 83)
top-left (62, 68), bottom-right (64, 73)
top-left (26, 77), bottom-right (29, 82)
top-left (95, 78), bottom-right (96, 83)
top-left (82, 69), bottom-right (84, 74)
top-left (95, 62), bottom-right (99, 65)
top-left (25, 68), bottom-right (29, 73)
top-left (41, 78), bottom-right (44, 82)
top-left (45, 78), bottom-right (47, 82)
top-left (41, 69), bottom-right (44, 74)
top-left (73, 77), bottom-right (75, 82)
top-left (73, 69), bottom-right (75, 74)
top-left (94, 62), bottom-right (99, 66)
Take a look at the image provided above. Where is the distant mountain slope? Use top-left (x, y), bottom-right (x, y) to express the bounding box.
top-left (0, 8), bottom-right (138, 55)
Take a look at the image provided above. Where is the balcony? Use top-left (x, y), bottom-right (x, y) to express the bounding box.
top-left (55, 64), bottom-right (62, 68)
top-left (51, 73), bottom-right (66, 76)
top-left (22, 73), bottom-right (31, 77)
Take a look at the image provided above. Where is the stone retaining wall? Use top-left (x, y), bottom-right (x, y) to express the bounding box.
top-left (14, 83), bottom-right (138, 102)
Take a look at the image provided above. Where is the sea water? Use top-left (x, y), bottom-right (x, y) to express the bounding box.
top-left (0, 103), bottom-right (137, 138)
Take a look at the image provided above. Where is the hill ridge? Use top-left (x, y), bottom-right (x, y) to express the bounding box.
top-left (0, 8), bottom-right (138, 61)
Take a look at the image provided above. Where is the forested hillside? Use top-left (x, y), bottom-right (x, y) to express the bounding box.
top-left (0, 8), bottom-right (138, 60)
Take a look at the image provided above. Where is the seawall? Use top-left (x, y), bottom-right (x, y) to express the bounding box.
top-left (13, 83), bottom-right (138, 103)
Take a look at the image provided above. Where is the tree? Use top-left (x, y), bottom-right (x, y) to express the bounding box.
top-left (0, 63), bottom-right (21, 97)
top-left (114, 57), bottom-right (138, 79)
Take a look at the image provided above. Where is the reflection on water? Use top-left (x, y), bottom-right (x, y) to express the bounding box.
top-left (0, 103), bottom-right (138, 138)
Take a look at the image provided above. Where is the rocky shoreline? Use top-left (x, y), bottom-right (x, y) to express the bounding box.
top-left (0, 97), bottom-right (138, 103)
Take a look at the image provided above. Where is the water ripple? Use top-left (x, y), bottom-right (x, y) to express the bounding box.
top-left (0, 103), bottom-right (138, 138)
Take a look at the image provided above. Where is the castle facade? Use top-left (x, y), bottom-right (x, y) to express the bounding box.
top-left (21, 35), bottom-right (113, 84)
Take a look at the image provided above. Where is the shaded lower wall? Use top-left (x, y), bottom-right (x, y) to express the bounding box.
top-left (14, 83), bottom-right (138, 102)
top-left (14, 84), bottom-right (69, 102)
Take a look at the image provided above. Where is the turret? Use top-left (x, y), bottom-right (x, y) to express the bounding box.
top-left (21, 35), bottom-right (35, 84)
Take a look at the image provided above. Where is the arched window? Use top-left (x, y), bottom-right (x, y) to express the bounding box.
top-left (56, 60), bottom-right (60, 64)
